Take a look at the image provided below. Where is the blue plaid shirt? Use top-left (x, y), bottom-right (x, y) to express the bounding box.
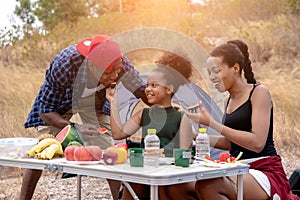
top-left (24, 44), bottom-right (146, 128)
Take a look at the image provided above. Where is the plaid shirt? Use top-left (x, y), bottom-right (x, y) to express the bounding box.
top-left (24, 44), bottom-right (146, 128)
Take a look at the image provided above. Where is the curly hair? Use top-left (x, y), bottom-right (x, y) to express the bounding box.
top-left (154, 52), bottom-right (193, 94)
top-left (155, 52), bottom-right (192, 80)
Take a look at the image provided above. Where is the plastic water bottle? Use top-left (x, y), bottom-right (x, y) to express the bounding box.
top-left (195, 127), bottom-right (210, 161)
top-left (144, 128), bottom-right (160, 167)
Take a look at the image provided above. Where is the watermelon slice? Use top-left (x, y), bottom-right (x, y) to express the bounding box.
top-left (219, 152), bottom-right (231, 162)
top-left (99, 127), bottom-right (108, 134)
top-left (56, 125), bottom-right (84, 150)
top-left (109, 82), bottom-right (117, 89)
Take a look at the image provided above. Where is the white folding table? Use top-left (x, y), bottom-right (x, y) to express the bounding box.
top-left (0, 157), bottom-right (249, 200)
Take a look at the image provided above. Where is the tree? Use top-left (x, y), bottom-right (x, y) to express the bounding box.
top-left (86, 0), bottom-right (119, 16)
top-left (290, 0), bottom-right (300, 14)
top-left (33, 0), bottom-right (89, 31)
top-left (14, 0), bottom-right (35, 34)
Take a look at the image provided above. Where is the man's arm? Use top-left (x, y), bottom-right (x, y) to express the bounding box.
top-left (38, 45), bottom-right (84, 129)
top-left (118, 56), bottom-right (151, 106)
top-left (40, 112), bottom-right (71, 129)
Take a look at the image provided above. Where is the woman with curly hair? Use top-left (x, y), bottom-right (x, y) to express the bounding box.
top-left (107, 52), bottom-right (198, 200)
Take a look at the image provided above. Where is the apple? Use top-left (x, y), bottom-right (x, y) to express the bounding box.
top-left (86, 146), bottom-right (102, 161)
top-left (74, 146), bottom-right (93, 161)
top-left (64, 145), bottom-right (77, 161)
top-left (103, 151), bottom-right (118, 165)
top-left (106, 146), bottom-right (128, 164)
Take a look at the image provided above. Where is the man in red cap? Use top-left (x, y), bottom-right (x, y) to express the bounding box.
top-left (21, 35), bottom-right (149, 200)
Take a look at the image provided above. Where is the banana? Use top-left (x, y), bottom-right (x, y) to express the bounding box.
top-left (34, 138), bottom-right (61, 154)
top-left (28, 146), bottom-right (37, 157)
top-left (37, 143), bottom-right (63, 160)
top-left (28, 138), bottom-right (61, 157)
top-left (38, 133), bottom-right (55, 141)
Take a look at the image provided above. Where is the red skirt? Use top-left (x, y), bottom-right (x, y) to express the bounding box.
top-left (250, 156), bottom-right (299, 200)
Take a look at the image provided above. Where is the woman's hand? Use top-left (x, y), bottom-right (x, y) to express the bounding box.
top-left (184, 101), bottom-right (212, 126)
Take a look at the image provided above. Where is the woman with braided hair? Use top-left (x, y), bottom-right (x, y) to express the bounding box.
top-left (185, 40), bottom-right (298, 200)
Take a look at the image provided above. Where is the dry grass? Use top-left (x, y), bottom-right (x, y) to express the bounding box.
top-left (252, 56), bottom-right (300, 160)
top-left (0, 0), bottom-right (299, 181)
top-left (0, 65), bottom-right (44, 138)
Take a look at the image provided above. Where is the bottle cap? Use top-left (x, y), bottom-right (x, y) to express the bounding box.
top-left (198, 127), bottom-right (207, 133)
top-left (147, 129), bottom-right (157, 134)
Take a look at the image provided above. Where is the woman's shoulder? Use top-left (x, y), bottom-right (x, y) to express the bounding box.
top-left (251, 83), bottom-right (272, 103)
top-left (253, 84), bottom-right (271, 96)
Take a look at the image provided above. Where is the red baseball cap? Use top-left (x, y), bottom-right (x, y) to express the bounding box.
top-left (76, 35), bottom-right (123, 72)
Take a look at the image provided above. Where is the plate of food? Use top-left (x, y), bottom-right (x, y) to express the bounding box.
top-left (204, 161), bottom-right (237, 168)
top-left (197, 152), bottom-right (244, 168)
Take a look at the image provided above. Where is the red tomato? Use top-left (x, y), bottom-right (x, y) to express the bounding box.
top-left (230, 156), bottom-right (236, 162)
top-left (219, 152), bottom-right (231, 162)
top-left (114, 142), bottom-right (128, 151)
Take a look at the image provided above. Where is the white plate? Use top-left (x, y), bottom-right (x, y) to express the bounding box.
top-left (203, 161), bottom-right (244, 168)
top-left (63, 159), bottom-right (102, 165)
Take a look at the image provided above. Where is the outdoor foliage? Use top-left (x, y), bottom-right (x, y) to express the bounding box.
top-left (0, 0), bottom-right (299, 164)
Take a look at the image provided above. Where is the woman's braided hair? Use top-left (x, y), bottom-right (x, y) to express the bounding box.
top-left (210, 40), bottom-right (256, 84)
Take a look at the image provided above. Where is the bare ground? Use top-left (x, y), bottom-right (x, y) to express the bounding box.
top-left (0, 169), bottom-right (113, 200)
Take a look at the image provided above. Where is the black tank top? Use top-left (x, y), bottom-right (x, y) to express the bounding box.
top-left (224, 84), bottom-right (277, 159)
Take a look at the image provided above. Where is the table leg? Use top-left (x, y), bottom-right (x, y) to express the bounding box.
top-left (122, 181), bottom-right (139, 200)
top-left (237, 174), bottom-right (243, 200)
top-left (77, 175), bottom-right (82, 200)
top-left (150, 185), bottom-right (158, 200)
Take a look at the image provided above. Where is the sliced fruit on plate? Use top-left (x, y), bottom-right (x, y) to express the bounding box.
top-left (204, 152), bottom-right (243, 164)
top-left (219, 152), bottom-right (231, 162)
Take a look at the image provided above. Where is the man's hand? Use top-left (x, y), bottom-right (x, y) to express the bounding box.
top-left (74, 124), bottom-right (101, 138)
